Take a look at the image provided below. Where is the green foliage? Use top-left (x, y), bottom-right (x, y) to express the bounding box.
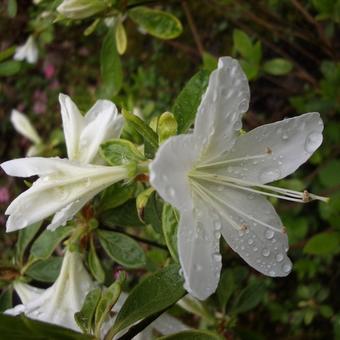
top-left (26, 256), bottom-right (62, 282)
top-left (304, 232), bottom-right (340, 255)
top-left (263, 58), bottom-right (293, 76)
top-left (128, 7), bottom-right (183, 40)
top-left (162, 203), bottom-right (179, 263)
top-left (0, 60), bottom-right (21, 76)
top-left (159, 330), bottom-right (223, 339)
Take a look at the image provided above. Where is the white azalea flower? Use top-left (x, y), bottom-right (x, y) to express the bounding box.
top-left (150, 57), bottom-right (327, 300)
top-left (5, 250), bottom-right (95, 331)
top-left (13, 36), bottom-right (38, 64)
top-left (11, 110), bottom-right (41, 145)
top-left (1, 94), bottom-right (126, 232)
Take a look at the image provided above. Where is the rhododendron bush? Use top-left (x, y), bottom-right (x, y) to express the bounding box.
top-left (0, 1), bottom-right (339, 339)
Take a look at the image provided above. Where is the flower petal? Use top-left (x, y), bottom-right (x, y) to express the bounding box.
top-left (203, 183), bottom-right (292, 277)
top-left (59, 94), bottom-right (84, 161)
top-left (79, 100), bottom-right (123, 163)
top-left (194, 57), bottom-right (250, 163)
top-left (150, 134), bottom-right (200, 211)
top-left (13, 282), bottom-right (44, 304)
top-left (214, 112), bottom-right (323, 184)
top-left (178, 198), bottom-right (222, 300)
top-left (11, 110), bottom-right (41, 144)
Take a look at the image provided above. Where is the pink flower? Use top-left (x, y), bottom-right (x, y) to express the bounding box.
top-left (0, 187), bottom-right (10, 204)
top-left (43, 63), bottom-right (55, 79)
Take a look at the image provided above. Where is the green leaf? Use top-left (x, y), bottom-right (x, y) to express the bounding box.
top-left (94, 274), bottom-right (124, 336)
top-left (7, 0), bottom-right (17, 18)
top-left (263, 58), bottom-right (293, 76)
top-left (106, 264), bottom-right (185, 338)
top-left (0, 60), bottom-right (21, 77)
top-left (304, 232), bottom-right (340, 256)
top-left (16, 222), bottom-right (41, 264)
top-left (159, 330), bottom-right (223, 340)
top-left (162, 203), bottom-right (179, 262)
top-left (100, 139), bottom-right (145, 166)
top-left (232, 281), bottom-right (266, 314)
top-left (0, 46), bottom-right (16, 62)
top-left (217, 269), bottom-right (236, 310)
top-left (115, 21), bottom-right (127, 55)
top-left (100, 199), bottom-right (145, 228)
top-left (173, 69), bottom-right (210, 133)
top-left (202, 52), bottom-right (218, 72)
top-left (97, 230), bottom-right (145, 268)
top-left (122, 110), bottom-right (159, 154)
top-left (0, 287), bottom-right (13, 312)
top-left (240, 59), bottom-right (259, 81)
top-left (100, 28), bottom-right (123, 99)
top-left (0, 314), bottom-right (92, 340)
top-left (233, 29), bottom-right (253, 60)
top-left (128, 6), bottom-right (183, 39)
top-left (319, 160), bottom-right (340, 187)
top-left (26, 256), bottom-right (62, 282)
top-left (88, 238), bottom-right (105, 283)
top-left (30, 226), bottom-right (72, 260)
top-left (144, 191), bottom-right (163, 233)
top-left (98, 182), bottom-right (137, 213)
top-left (75, 287), bottom-right (102, 334)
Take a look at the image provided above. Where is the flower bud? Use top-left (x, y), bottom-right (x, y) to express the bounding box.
top-left (158, 111), bottom-right (178, 143)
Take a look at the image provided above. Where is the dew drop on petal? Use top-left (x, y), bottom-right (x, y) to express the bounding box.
top-left (248, 239), bottom-right (254, 245)
top-left (265, 229), bottom-right (275, 239)
top-left (282, 134), bottom-right (288, 141)
top-left (282, 262), bottom-right (292, 273)
top-left (233, 120), bottom-right (242, 131)
top-left (214, 220), bottom-right (222, 231)
top-left (304, 132), bottom-right (323, 153)
top-left (166, 186), bottom-right (176, 198)
top-left (276, 253), bottom-right (284, 262)
top-left (194, 264), bottom-right (202, 271)
top-left (262, 248), bottom-right (270, 257)
top-left (269, 270), bottom-right (275, 276)
top-left (259, 167), bottom-right (281, 182)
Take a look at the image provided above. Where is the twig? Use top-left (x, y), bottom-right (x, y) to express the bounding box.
top-left (181, 1), bottom-right (204, 56)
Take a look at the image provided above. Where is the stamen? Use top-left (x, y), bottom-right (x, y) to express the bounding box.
top-left (196, 150), bottom-right (270, 170)
top-left (195, 181), bottom-right (282, 233)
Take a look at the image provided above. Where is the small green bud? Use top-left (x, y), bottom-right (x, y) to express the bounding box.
top-left (57, 0), bottom-right (109, 20)
top-left (158, 111), bottom-right (178, 143)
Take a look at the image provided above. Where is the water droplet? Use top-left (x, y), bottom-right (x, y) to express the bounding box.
top-left (262, 248), bottom-right (270, 257)
top-left (304, 132), bottom-right (322, 153)
top-left (233, 120), bottom-right (242, 131)
top-left (282, 134), bottom-right (288, 140)
top-left (253, 247), bottom-right (258, 252)
top-left (239, 230), bottom-right (245, 237)
top-left (247, 193), bottom-right (255, 200)
top-left (166, 186), bottom-right (176, 198)
top-left (265, 229), bottom-right (275, 239)
top-left (276, 253), bottom-right (284, 262)
top-left (248, 239), bottom-right (254, 245)
top-left (269, 270), bottom-right (275, 276)
top-left (238, 100), bottom-right (248, 112)
top-left (259, 167), bottom-right (281, 182)
top-left (212, 253), bottom-right (222, 262)
top-left (282, 262), bottom-right (292, 273)
top-left (214, 220), bottom-right (222, 231)
top-left (194, 264), bottom-right (202, 271)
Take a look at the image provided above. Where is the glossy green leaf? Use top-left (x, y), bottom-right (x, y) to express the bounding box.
top-left (233, 29), bottom-right (253, 59)
top-left (0, 314), bottom-right (93, 340)
top-left (26, 256), bottom-right (62, 282)
top-left (88, 238), bottom-right (105, 283)
top-left (100, 28), bottom-right (123, 99)
top-left (232, 281), bottom-right (266, 314)
top-left (304, 232), bottom-right (340, 255)
top-left (0, 287), bottom-right (13, 312)
top-left (75, 287), bottom-right (102, 334)
top-left (30, 226), bottom-right (72, 260)
top-left (0, 60), bottom-right (21, 77)
top-left (105, 264), bottom-right (185, 338)
top-left (144, 191), bottom-right (163, 233)
top-left (100, 139), bottom-right (145, 166)
top-left (128, 6), bottom-right (183, 39)
top-left (263, 58), bottom-right (293, 75)
top-left (97, 230), bottom-right (145, 268)
top-left (159, 330), bottom-right (223, 340)
top-left (202, 52), bottom-right (218, 72)
top-left (0, 46), bottom-right (15, 62)
top-left (162, 203), bottom-right (179, 262)
top-left (100, 199), bottom-right (145, 228)
top-left (16, 222), bottom-right (41, 263)
top-left (173, 69), bottom-right (210, 133)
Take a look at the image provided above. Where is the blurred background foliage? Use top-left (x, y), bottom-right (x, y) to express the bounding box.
top-left (0, 0), bottom-right (339, 339)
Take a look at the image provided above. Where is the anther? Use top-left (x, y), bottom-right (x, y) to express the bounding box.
top-left (281, 226), bottom-right (287, 234)
top-left (240, 223), bottom-right (248, 231)
top-left (303, 190), bottom-right (311, 202)
top-left (265, 147), bottom-right (272, 154)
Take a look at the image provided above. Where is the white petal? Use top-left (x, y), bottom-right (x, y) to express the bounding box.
top-left (205, 183), bottom-right (292, 277)
top-left (10, 110), bottom-right (41, 144)
top-left (13, 282), bottom-right (44, 304)
top-left (152, 313), bottom-right (189, 335)
top-left (150, 134), bottom-right (200, 211)
top-left (215, 112), bottom-right (323, 184)
top-left (59, 94), bottom-right (84, 161)
top-left (194, 57), bottom-right (250, 163)
top-left (79, 100), bottom-right (123, 163)
top-left (26, 36), bottom-right (38, 64)
top-left (178, 199), bottom-right (222, 300)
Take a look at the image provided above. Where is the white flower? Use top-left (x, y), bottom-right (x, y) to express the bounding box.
top-left (1, 94), bottom-right (126, 232)
top-left (11, 109), bottom-right (42, 156)
top-left (13, 36), bottom-right (38, 64)
top-left (150, 57), bottom-right (327, 300)
top-left (5, 250), bottom-right (96, 331)
top-left (57, 0), bottom-right (108, 19)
